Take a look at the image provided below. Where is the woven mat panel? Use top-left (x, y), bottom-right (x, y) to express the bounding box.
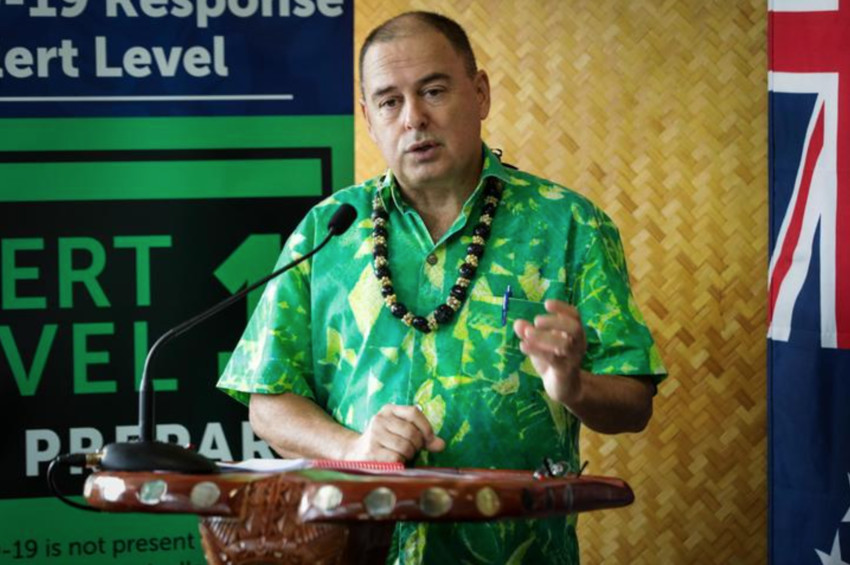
top-left (354, 1), bottom-right (768, 563)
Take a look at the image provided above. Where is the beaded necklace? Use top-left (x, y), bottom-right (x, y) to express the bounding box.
top-left (370, 177), bottom-right (504, 333)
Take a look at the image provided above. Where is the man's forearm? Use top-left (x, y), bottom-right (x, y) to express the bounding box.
top-left (249, 392), bottom-right (358, 459)
top-left (563, 372), bottom-right (655, 434)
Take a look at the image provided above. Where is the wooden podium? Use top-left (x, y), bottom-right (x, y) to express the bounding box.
top-left (84, 463), bottom-right (634, 565)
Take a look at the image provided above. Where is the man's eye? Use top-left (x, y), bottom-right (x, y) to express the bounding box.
top-left (424, 88), bottom-right (445, 98)
top-left (379, 98), bottom-right (399, 109)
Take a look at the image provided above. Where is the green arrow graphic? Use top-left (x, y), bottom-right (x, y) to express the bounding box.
top-left (214, 234), bottom-right (282, 375)
top-left (214, 234), bottom-right (282, 318)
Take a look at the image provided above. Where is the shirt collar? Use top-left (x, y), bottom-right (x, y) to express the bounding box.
top-left (376, 143), bottom-right (513, 213)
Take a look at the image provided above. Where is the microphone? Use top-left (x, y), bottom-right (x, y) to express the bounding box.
top-left (328, 202), bottom-right (357, 235)
top-left (85, 204), bottom-right (358, 474)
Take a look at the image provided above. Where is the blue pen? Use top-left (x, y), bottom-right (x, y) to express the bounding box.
top-left (501, 285), bottom-right (512, 326)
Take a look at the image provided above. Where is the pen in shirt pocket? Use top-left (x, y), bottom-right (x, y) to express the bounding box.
top-left (501, 285), bottom-right (512, 327)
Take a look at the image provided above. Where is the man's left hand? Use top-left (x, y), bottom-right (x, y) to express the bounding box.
top-left (513, 299), bottom-right (587, 405)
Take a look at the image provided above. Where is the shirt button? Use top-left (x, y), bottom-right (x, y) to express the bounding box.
top-left (426, 254), bottom-right (438, 266)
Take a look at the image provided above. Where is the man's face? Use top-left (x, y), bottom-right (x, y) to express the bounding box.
top-left (360, 29), bottom-right (491, 194)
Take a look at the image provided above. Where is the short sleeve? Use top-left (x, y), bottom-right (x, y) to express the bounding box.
top-left (216, 212), bottom-right (319, 405)
top-left (569, 206), bottom-right (667, 383)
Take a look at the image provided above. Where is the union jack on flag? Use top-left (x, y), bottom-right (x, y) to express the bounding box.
top-left (768, 0), bottom-right (849, 348)
top-left (768, 1), bottom-right (850, 564)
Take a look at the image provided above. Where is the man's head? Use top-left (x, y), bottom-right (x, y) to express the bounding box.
top-left (359, 12), bottom-right (479, 87)
top-left (359, 12), bottom-right (491, 195)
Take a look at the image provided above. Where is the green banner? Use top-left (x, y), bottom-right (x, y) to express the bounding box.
top-left (1, 4), bottom-right (354, 561)
top-left (1, 114), bottom-right (352, 563)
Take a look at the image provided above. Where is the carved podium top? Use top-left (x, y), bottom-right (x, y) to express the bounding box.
top-left (84, 463), bottom-right (633, 565)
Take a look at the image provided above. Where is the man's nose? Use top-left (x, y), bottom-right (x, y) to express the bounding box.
top-left (403, 98), bottom-right (428, 130)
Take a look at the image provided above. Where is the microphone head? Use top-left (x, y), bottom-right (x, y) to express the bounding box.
top-left (327, 203), bottom-right (358, 236)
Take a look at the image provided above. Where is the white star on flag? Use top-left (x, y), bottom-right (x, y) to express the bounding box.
top-left (816, 531), bottom-right (849, 565)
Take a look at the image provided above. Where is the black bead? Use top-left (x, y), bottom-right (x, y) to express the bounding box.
top-left (483, 182), bottom-right (500, 198)
top-left (450, 285), bottom-right (467, 300)
top-left (373, 226), bottom-right (388, 238)
top-left (373, 244), bottom-right (388, 257)
top-left (381, 284), bottom-right (395, 297)
top-left (459, 263), bottom-right (477, 278)
top-left (372, 209), bottom-right (388, 221)
top-left (375, 265), bottom-right (391, 278)
top-left (390, 303), bottom-right (408, 318)
top-left (473, 224), bottom-right (491, 238)
top-left (482, 203), bottom-right (497, 216)
top-left (467, 243), bottom-right (485, 257)
top-left (434, 304), bottom-right (455, 323)
top-left (412, 316), bottom-right (431, 333)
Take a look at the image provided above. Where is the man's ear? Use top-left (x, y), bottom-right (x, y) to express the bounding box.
top-left (360, 98), bottom-right (377, 142)
top-left (474, 70), bottom-right (491, 120)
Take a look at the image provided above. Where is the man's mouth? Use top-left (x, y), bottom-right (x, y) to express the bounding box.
top-left (406, 140), bottom-right (440, 154)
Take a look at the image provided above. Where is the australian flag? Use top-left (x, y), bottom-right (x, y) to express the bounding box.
top-left (768, 1), bottom-right (850, 563)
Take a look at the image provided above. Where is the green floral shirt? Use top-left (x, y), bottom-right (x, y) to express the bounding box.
top-left (217, 145), bottom-right (666, 564)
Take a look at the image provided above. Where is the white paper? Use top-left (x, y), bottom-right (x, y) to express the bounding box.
top-left (216, 458), bottom-right (311, 473)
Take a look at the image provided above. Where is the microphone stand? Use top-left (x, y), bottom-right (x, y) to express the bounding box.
top-left (90, 205), bottom-right (356, 473)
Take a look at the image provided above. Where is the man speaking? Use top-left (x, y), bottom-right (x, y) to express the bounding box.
top-left (218, 11), bottom-right (666, 564)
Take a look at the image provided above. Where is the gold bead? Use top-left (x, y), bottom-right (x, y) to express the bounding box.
top-left (380, 277), bottom-right (391, 286)
top-left (447, 297), bottom-right (461, 310)
top-left (479, 214), bottom-right (492, 226)
top-left (465, 255), bottom-right (479, 267)
top-left (427, 316), bottom-right (438, 330)
top-left (485, 196), bottom-right (499, 206)
top-left (402, 312), bottom-right (414, 325)
top-left (472, 236), bottom-right (486, 246)
top-left (374, 256), bottom-right (388, 267)
top-left (385, 294), bottom-right (397, 305)
top-left (373, 235), bottom-right (387, 246)
top-left (457, 278), bottom-right (470, 288)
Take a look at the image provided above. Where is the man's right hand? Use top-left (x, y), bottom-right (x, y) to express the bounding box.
top-left (344, 404), bottom-right (446, 463)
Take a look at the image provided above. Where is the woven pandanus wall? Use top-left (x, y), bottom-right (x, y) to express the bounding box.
top-left (354, 1), bottom-right (767, 563)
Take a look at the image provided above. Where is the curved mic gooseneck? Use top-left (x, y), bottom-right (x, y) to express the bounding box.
top-left (92, 203), bottom-right (358, 473)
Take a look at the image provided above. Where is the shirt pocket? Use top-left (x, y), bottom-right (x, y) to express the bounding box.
top-left (459, 296), bottom-right (547, 382)
top-left (503, 297), bottom-right (548, 353)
